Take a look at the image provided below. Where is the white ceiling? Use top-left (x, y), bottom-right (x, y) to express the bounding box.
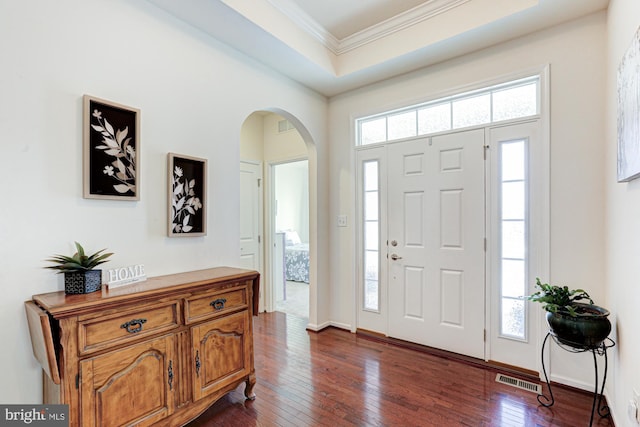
top-left (147, 0), bottom-right (609, 97)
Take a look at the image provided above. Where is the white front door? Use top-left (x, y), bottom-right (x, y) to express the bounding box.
top-left (387, 130), bottom-right (486, 359)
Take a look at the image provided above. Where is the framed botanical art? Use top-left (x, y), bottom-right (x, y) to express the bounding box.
top-left (83, 95), bottom-right (140, 200)
top-left (168, 153), bottom-right (207, 237)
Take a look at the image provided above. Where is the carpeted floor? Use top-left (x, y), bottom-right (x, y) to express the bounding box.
top-left (274, 280), bottom-right (309, 318)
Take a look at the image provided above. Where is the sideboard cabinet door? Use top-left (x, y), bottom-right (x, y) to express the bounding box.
top-left (79, 334), bottom-right (176, 427)
top-left (191, 310), bottom-right (251, 401)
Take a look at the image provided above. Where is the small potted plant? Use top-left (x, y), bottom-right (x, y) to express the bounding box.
top-left (45, 242), bottom-right (113, 294)
top-left (526, 278), bottom-right (611, 348)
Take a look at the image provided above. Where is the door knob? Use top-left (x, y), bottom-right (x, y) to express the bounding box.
top-left (390, 254), bottom-right (403, 260)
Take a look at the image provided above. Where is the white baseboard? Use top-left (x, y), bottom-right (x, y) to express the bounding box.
top-left (305, 320), bottom-right (352, 332)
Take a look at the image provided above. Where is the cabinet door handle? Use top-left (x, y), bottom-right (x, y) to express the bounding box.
top-left (121, 318), bottom-right (147, 334)
top-left (195, 350), bottom-right (201, 377)
top-left (210, 298), bottom-right (227, 311)
top-left (168, 360), bottom-right (174, 391)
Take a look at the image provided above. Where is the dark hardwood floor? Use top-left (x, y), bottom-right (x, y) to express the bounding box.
top-left (187, 312), bottom-right (614, 427)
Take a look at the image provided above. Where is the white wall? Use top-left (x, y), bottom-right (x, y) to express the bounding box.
top-left (606, 1), bottom-right (640, 425)
top-left (328, 11), bottom-right (607, 388)
top-left (240, 113), bottom-right (265, 161)
top-left (0, 0), bottom-right (328, 404)
top-left (263, 114), bottom-right (308, 161)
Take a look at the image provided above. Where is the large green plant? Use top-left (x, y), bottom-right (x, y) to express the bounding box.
top-left (526, 278), bottom-right (594, 317)
top-left (45, 242), bottom-right (113, 273)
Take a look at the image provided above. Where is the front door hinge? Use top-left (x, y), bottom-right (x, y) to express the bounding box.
top-left (75, 372), bottom-right (80, 389)
top-left (258, 235), bottom-right (261, 243)
top-left (484, 329), bottom-right (487, 342)
top-left (257, 178), bottom-right (261, 187)
top-left (484, 238), bottom-right (487, 252)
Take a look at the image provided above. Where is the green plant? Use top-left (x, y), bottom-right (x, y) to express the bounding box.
top-left (44, 242), bottom-right (113, 273)
top-left (526, 278), bottom-right (594, 317)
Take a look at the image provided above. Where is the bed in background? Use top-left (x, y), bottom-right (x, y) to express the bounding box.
top-left (283, 231), bottom-right (309, 283)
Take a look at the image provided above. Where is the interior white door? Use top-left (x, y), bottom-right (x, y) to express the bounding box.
top-left (239, 161), bottom-right (263, 274)
top-left (387, 130), bottom-right (486, 359)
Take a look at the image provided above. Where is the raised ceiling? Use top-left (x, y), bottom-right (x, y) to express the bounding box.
top-left (147, 0), bottom-right (609, 96)
top-left (290, 0), bottom-right (429, 40)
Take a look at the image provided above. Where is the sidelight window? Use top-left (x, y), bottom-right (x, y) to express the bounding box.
top-left (363, 160), bottom-right (380, 312)
top-left (499, 139), bottom-right (528, 339)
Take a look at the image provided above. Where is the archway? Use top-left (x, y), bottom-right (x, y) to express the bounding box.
top-left (239, 109), bottom-right (318, 327)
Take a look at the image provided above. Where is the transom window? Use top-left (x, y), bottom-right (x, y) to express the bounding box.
top-left (357, 76), bottom-right (539, 146)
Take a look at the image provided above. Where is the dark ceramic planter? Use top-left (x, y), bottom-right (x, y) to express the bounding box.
top-left (64, 270), bottom-right (102, 294)
top-left (546, 303), bottom-right (611, 348)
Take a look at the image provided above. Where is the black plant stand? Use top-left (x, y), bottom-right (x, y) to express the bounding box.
top-left (538, 331), bottom-right (615, 427)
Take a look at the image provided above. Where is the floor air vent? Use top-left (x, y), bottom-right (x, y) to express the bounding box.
top-left (495, 373), bottom-right (542, 394)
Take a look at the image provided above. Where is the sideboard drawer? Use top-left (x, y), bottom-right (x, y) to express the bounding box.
top-left (185, 283), bottom-right (249, 324)
top-left (78, 301), bottom-right (180, 355)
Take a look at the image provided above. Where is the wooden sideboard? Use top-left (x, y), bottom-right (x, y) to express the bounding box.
top-left (25, 267), bottom-right (260, 427)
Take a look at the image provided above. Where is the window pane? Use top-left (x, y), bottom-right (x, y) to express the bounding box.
top-left (365, 222), bottom-right (378, 250)
top-left (418, 103), bottom-right (451, 135)
top-left (360, 117), bottom-right (386, 145)
top-left (502, 298), bottom-right (525, 337)
top-left (364, 250), bottom-right (379, 311)
top-left (364, 161), bottom-right (378, 191)
top-left (365, 192), bottom-right (378, 221)
top-left (388, 111), bottom-right (417, 140)
top-left (501, 140), bottom-right (525, 181)
top-left (493, 83), bottom-right (537, 122)
top-left (502, 220), bottom-right (525, 259)
top-left (452, 94), bottom-right (490, 128)
top-left (365, 280), bottom-right (379, 311)
top-left (502, 181), bottom-right (525, 220)
top-left (364, 250), bottom-right (378, 280)
top-left (502, 259), bottom-right (525, 298)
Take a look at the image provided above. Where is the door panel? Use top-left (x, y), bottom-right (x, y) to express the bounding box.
top-left (191, 311), bottom-right (251, 402)
top-left (388, 130), bottom-right (485, 359)
top-left (80, 335), bottom-right (175, 427)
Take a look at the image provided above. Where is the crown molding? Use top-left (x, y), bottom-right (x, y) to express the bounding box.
top-left (266, 0), bottom-right (471, 55)
top-left (339, 0), bottom-right (471, 54)
top-left (264, 0), bottom-right (340, 51)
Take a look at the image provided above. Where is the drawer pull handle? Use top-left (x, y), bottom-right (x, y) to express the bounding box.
top-left (121, 318), bottom-right (147, 334)
top-left (210, 298), bottom-right (227, 311)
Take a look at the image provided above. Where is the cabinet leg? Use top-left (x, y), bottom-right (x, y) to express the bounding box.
top-left (245, 374), bottom-right (256, 401)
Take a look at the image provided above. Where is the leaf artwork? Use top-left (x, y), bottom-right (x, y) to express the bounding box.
top-left (91, 109), bottom-right (136, 195)
top-left (172, 166), bottom-right (202, 233)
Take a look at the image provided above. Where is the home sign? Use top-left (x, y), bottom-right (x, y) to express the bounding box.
top-left (105, 264), bottom-right (147, 289)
